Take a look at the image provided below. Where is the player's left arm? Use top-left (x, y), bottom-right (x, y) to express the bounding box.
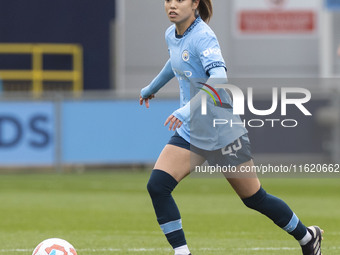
top-left (164, 66), bottom-right (227, 131)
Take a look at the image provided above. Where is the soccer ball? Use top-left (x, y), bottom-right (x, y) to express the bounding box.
top-left (32, 238), bottom-right (77, 255)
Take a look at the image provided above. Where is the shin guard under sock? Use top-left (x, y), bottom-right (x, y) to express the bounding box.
top-left (242, 187), bottom-right (307, 240)
top-left (147, 169), bottom-right (187, 248)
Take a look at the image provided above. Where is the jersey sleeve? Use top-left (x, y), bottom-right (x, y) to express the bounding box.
top-left (196, 31), bottom-right (227, 75)
top-left (140, 59), bottom-right (174, 98)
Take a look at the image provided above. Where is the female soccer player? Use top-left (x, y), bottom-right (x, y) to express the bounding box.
top-left (140, 1), bottom-right (323, 254)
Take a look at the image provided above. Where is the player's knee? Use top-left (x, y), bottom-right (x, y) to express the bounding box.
top-left (147, 169), bottom-right (178, 198)
top-left (147, 175), bottom-right (162, 198)
top-left (242, 186), bottom-right (267, 209)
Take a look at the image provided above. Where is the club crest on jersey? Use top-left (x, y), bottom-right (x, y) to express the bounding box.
top-left (182, 50), bottom-right (190, 62)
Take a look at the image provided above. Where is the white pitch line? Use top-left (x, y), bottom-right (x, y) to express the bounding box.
top-left (78, 247), bottom-right (225, 252)
top-left (238, 247), bottom-right (298, 251)
top-left (79, 248), bottom-right (169, 252)
top-left (0, 247), bottom-right (225, 253)
top-left (1, 246), bottom-right (339, 253)
top-left (0, 250), bottom-right (32, 252)
top-left (0, 248), bottom-right (223, 253)
top-left (238, 246), bottom-right (340, 251)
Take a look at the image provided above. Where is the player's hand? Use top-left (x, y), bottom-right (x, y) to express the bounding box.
top-left (164, 114), bottom-right (183, 131)
top-left (139, 94), bottom-right (155, 108)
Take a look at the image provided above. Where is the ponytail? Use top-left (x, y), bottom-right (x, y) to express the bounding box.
top-left (197, 0), bottom-right (213, 23)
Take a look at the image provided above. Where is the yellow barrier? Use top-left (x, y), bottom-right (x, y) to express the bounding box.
top-left (0, 43), bottom-right (83, 96)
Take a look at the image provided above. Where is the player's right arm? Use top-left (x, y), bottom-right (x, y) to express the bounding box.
top-left (140, 59), bottom-right (174, 108)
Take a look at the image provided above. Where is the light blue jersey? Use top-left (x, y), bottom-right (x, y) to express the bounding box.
top-left (166, 17), bottom-right (225, 108)
top-left (142, 16), bottom-right (247, 150)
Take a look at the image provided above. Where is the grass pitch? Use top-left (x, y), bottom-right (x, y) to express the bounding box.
top-left (0, 171), bottom-right (339, 254)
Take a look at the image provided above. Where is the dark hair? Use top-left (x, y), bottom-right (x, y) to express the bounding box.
top-left (196, 0), bottom-right (213, 23)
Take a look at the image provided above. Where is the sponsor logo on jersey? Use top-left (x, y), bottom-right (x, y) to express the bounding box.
top-left (173, 68), bottom-right (192, 80)
top-left (203, 48), bottom-right (221, 57)
top-left (182, 50), bottom-right (190, 62)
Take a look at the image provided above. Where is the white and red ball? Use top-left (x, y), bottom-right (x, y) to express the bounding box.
top-left (32, 238), bottom-right (77, 255)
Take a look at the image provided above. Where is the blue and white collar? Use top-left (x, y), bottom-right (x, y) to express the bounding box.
top-left (175, 16), bottom-right (202, 39)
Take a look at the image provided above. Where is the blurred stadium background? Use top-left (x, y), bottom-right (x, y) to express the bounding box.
top-left (0, 0), bottom-right (340, 254)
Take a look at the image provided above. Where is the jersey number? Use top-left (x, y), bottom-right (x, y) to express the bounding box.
top-left (221, 138), bottom-right (242, 157)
